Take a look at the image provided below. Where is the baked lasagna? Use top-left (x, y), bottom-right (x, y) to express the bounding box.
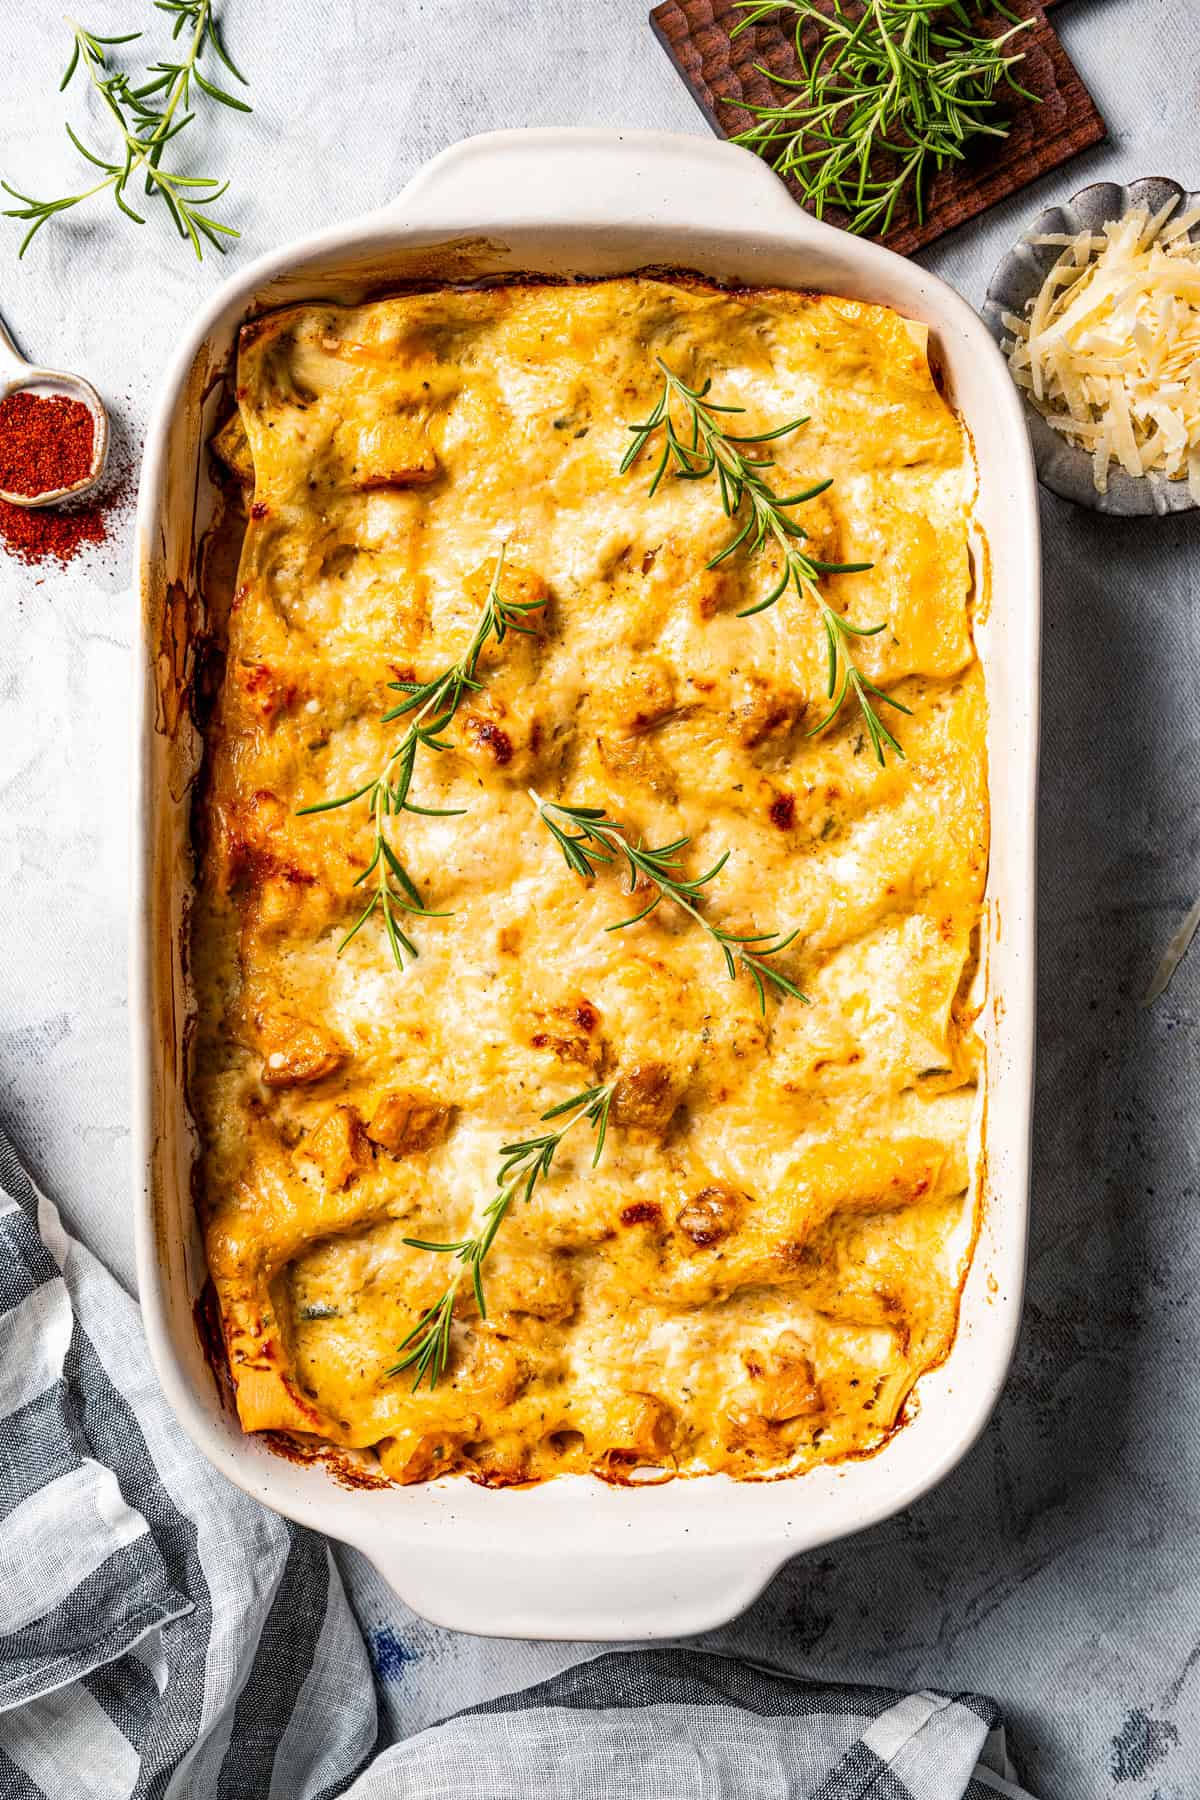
top-left (192, 276), bottom-right (987, 1486)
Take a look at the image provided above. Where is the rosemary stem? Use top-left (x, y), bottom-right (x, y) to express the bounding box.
top-left (529, 791), bottom-right (808, 1009)
top-left (82, 4), bottom-right (207, 194)
top-left (621, 357), bottom-right (905, 761)
top-left (303, 543), bottom-right (545, 972)
top-left (391, 1080), bottom-right (617, 1391)
top-left (728, 0), bottom-right (1037, 238)
top-left (4, 5), bottom-right (250, 258)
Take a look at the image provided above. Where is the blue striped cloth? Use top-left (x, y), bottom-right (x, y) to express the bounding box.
top-left (0, 1124), bottom-right (1038, 1799)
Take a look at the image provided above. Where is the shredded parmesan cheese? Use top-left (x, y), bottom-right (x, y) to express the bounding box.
top-left (1002, 197), bottom-right (1200, 491)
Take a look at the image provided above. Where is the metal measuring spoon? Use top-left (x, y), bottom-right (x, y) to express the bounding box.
top-left (0, 310), bottom-right (109, 508)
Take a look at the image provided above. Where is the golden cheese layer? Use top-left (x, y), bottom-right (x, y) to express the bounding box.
top-left (191, 275), bottom-right (986, 1488)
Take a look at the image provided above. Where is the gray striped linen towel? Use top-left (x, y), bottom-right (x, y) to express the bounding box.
top-left (0, 1122), bottom-right (1039, 1800)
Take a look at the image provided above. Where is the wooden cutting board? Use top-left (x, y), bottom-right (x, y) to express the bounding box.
top-left (649, 0), bottom-right (1106, 256)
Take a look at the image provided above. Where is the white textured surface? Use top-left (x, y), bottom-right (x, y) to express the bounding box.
top-left (2, 5), bottom-right (1200, 1798)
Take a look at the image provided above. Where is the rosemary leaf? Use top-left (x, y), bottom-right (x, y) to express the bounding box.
top-left (729, 0), bottom-right (1038, 239)
top-left (298, 544), bottom-right (544, 973)
top-left (622, 358), bottom-right (909, 762)
top-left (3, 3), bottom-right (250, 260)
top-left (390, 1082), bottom-right (616, 1392)
top-left (531, 790), bottom-right (808, 1011)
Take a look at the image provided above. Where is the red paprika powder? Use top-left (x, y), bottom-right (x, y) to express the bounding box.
top-left (0, 491), bottom-right (110, 566)
top-left (0, 390), bottom-right (95, 497)
top-left (0, 388), bottom-right (121, 569)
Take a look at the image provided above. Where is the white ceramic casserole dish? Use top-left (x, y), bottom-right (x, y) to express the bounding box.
top-left (132, 127), bottom-right (1039, 1642)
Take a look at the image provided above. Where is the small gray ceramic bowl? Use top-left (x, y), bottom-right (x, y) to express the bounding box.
top-left (982, 176), bottom-right (1200, 516)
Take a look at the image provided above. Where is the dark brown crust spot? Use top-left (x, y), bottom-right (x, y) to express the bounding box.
top-left (463, 714), bottom-right (514, 766)
top-left (366, 1090), bottom-right (451, 1157)
top-left (612, 1062), bottom-right (681, 1134)
top-left (619, 1201), bottom-right (662, 1227)
top-left (529, 998), bottom-right (605, 1075)
top-left (467, 1463), bottom-right (536, 1490)
top-left (769, 793), bottom-right (796, 830)
top-left (676, 1184), bottom-right (745, 1248)
top-left (235, 662), bottom-right (296, 721)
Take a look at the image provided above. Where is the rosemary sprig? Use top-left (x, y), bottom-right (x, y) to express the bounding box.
top-left (3, 4), bottom-right (250, 260)
top-left (297, 545), bottom-right (543, 971)
top-left (531, 791), bottom-right (807, 1011)
top-left (729, 0), bottom-right (1037, 239)
top-left (391, 1082), bottom-right (616, 1392)
top-left (622, 359), bottom-right (909, 763)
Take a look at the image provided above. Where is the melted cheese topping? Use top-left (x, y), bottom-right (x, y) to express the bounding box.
top-left (192, 276), bottom-right (987, 1487)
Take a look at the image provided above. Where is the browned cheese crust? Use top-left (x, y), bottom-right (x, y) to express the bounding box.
top-left (191, 276), bottom-right (987, 1487)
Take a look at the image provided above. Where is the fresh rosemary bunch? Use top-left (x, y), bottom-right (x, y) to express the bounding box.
top-left (729, 0), bottom-right (1037, 239)
top-left (298, 545), bottom-right (543, 972)
top-left (531, 792), bottom-right (807, 1011)
top-left (391, 1082), bottom-right (616, 1392)
top-left (3, 4), bottom-right (250, 260)
top-left (623, 358), bottom-right (909, 762)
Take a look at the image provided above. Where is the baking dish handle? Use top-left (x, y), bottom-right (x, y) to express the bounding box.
top-left (360, 1532), bottom-right (785, 1641)
top-left (379, 127), bottom-right (803, 235)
